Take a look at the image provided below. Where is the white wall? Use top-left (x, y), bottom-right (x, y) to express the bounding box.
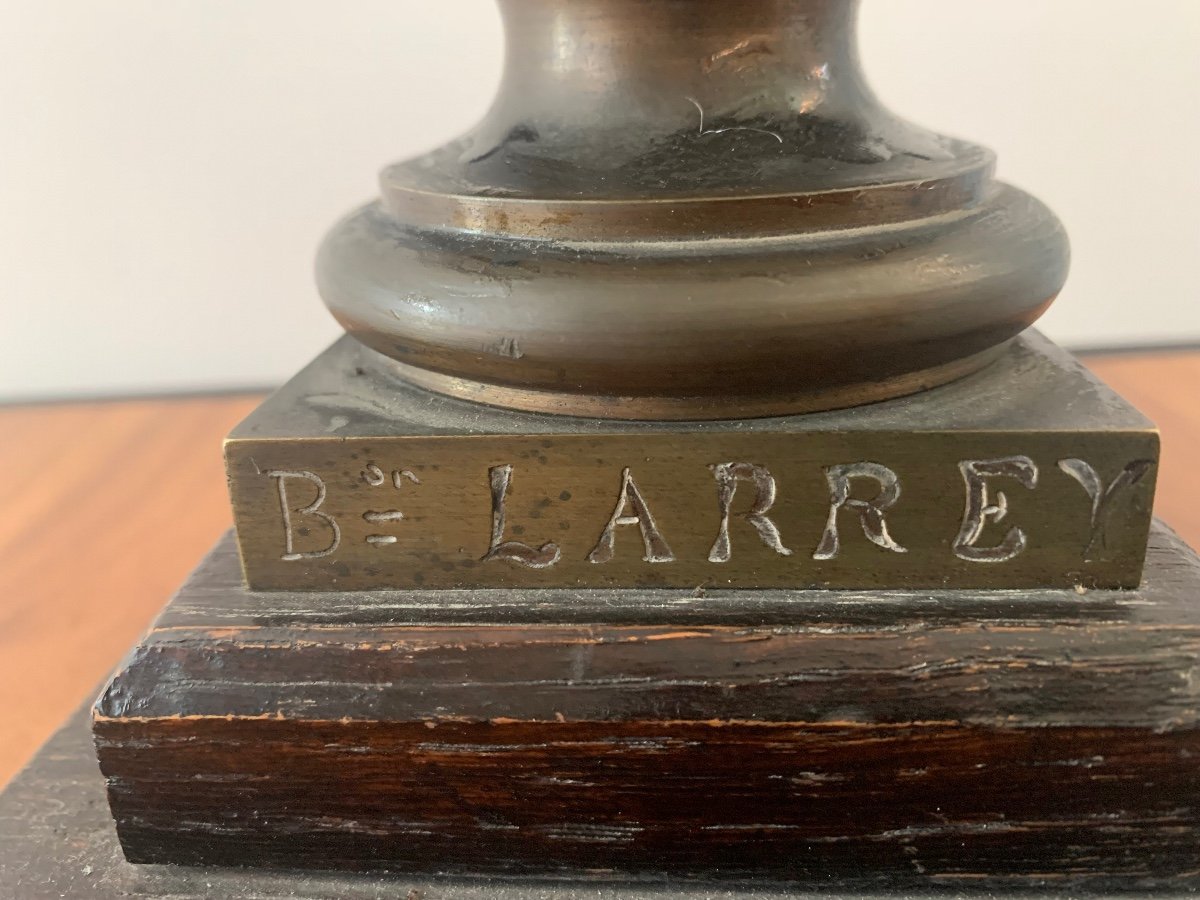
top-left (1, 1), bottom-right (1197, 401)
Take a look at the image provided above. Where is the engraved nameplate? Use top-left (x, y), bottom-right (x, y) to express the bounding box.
top-left (227, 432), bottom-right (1156, 591)
top-left (224, 334), bottom-right (1159, 592)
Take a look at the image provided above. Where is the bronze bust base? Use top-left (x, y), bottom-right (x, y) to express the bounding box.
top-left (318, 0), bottom-right (1068, 420)
top-left (22, 0), bottom-right (1188, 893)
top-left (82, 332), bottom-right (1199, 890)
top-left (222, 332), bottom-right (1156, 594)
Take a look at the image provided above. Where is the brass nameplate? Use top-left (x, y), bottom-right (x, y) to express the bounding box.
top-left (227, 431), bottom-right (1155, 591)
top-left (225, 335), bottom-right (1157, 592)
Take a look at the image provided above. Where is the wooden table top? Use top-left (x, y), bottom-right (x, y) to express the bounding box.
top-left (2, 350), bottom-right (1197, 790)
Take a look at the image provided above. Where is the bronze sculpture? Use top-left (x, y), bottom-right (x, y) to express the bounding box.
top-left (321, 0), bottom-right (1069, 420)
top-left (84, 1), bottom-right (1199, 893)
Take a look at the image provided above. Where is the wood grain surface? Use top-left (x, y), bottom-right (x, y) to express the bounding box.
top-left (0, 394), bottom-right (262, 790)
top-left (0, 351), bottom-right (1197, 791)
top-left (92, 525), bottom-right (1200, 885)
top-left (0, 705), bottom-right (1013, 900)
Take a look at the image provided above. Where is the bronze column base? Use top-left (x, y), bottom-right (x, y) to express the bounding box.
top-left (77, 0), bottom-right (1195, 890)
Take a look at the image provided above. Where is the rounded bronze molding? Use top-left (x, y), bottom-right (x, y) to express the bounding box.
top-left (317, 0), bottom-right (1070, 421)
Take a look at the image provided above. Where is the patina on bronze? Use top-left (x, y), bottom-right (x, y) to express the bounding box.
top-left (226, 333), bottom-right (1157, 592)
top-left (318, 0), bottom-right (1069, 420)
top-left (83, 0), bottom-right (1198, 892)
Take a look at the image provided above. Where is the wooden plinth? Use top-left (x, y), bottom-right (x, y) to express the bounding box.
top-left (92, 523), bottom-right (1200, 891)
top-left (0, 706), bottom-right (882, 898)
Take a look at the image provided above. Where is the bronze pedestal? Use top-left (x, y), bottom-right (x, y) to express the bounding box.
top-left (321, 0), bottom-right (1067, 420)
top-left (85, 0), bottom-right (1197, 892)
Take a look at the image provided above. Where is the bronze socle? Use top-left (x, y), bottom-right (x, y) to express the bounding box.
top-left (317, 0), bottom-right (1070, 420)
top-left (78, 1), bottom-right (1200, 893)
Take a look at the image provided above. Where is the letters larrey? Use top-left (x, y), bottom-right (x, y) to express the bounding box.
top-left (264, 454), bottom-right (1153, 570)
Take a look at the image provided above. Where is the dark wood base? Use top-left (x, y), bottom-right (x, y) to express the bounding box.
top-left (26, 708), bottom-right (1195, 899)
top-left (0, 706), bottom-right (864, 899)
top-left (91, 524), bottom-right (1200, 890)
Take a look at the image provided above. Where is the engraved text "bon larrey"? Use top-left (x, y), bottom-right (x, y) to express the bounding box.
top-left (266, 456), bottom-right (1152, 567)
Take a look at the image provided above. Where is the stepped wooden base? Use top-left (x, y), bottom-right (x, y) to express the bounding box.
top-left (93, 523), bottom-right (1200, 889)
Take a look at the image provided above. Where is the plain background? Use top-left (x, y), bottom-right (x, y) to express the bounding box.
top-left (2, 0), bottom-right (1198, 401)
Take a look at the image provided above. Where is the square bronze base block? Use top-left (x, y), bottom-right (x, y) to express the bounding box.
top-left (93, 523), bottom-right (1200, 890)
top-left (226, 332), bottom-right (1158, 593)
